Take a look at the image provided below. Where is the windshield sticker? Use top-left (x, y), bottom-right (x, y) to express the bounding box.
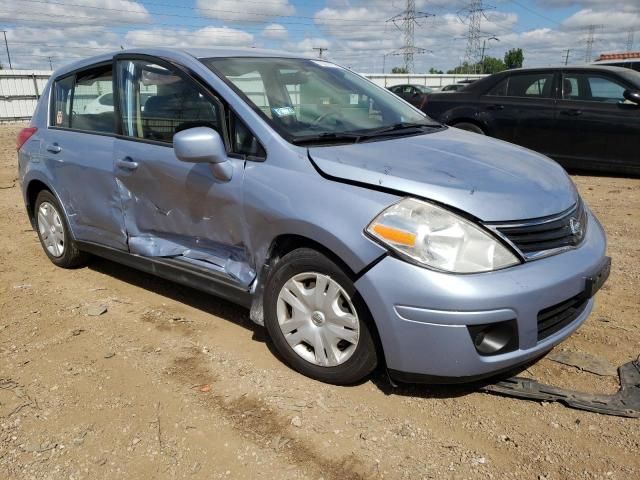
top-left (272, 106), bottom-right (296, 117)
top-left (349, 94), bottom-right (359, 105)
top-left (56, 110), bottom-right (63, 125)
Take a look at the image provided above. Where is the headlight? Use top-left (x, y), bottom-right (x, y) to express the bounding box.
top-left (366, 198), bottom-right (520, 273)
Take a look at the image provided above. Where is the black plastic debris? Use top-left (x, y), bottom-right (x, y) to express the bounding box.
top-left (482, 357), bottom-right (640, 418)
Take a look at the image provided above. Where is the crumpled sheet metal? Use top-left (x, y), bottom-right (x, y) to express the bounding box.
top-left (482, 358), bottom-right (640, 418)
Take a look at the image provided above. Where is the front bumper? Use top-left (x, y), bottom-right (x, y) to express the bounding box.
top-left (355, 209), bottom-right (608, 381)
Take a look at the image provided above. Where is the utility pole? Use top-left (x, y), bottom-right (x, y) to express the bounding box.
top-left (563, 49), bottom-right (571, 65)
top-left (47, 56), bottom-right (53, 70)
top-left (479, 36), bottom-right (499, 73)
top-left (459, 0), bottom-right (493, 74)
top-left (1, 31), bottom-right (12, 70)
top-left (627, 30), bottom-right (635, 51)
top-left (387, 0), bottom-right (434, 73)
top-left (584, 24), bottom-right (600, 63)
top-left (312, 47), bottom-right (327, 59)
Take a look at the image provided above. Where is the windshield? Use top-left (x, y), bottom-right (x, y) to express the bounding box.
top-left (202, 57), bottom-right (440, 144)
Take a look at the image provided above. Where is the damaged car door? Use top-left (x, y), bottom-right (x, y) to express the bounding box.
top-left (112, 56), bottom-right (255, 287)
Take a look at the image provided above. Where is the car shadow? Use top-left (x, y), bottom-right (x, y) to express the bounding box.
top-left (88, 256), bottom-right (541, 400)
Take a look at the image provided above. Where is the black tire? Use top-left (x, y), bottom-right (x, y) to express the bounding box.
top-left (264, 248), bottom-right (378, 385)
top-left (451, 122), bottom-right (485, 135)
top-left (34, 190), bottom-right (89, 268)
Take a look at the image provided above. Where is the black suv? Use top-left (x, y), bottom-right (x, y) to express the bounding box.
top-left (424, 66), bottom-right (640, 175)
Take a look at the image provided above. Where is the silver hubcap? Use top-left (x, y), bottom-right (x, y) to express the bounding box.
top-left (37, 202), bottom-right (65, 257)
top-left (276, 272), bottom-right (360, 367)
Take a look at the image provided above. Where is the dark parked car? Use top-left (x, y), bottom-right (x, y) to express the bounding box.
top-left (425, 66), bottom-right (640, 175)
top-left (387, 84), bottom-right (432, 108)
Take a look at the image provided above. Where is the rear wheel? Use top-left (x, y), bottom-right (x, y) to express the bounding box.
top-left (451, 122), bottom-right (485, 135)
top-left (34, 190), bottom-right (89, 268)
top-left (264, 248), bottom-right (378, 385)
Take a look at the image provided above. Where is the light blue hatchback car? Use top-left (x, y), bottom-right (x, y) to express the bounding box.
top-left (17, 48), bottom-right (610, 385)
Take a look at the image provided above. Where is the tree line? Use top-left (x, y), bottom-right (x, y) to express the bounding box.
top-left (391, 48), bottom-right (524, 75)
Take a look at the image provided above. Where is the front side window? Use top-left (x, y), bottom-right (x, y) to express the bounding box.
top-left (116, 59), bottom-right (221, 143)
top-left (562, 73), bottom-right (627, 103)
top-left (203, 57), bottom-right (437, 144)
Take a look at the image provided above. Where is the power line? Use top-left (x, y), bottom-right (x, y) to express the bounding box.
top-left (386, 0), bottom-right (434, 73)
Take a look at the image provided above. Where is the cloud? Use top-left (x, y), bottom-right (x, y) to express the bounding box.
top-left (125, 26), bottom-right (254, 48)
top-left (561, 8), bottom-right (640, 31)
top-left (262, 23), bottom-right (288, 40)
top-left (0, 0), bottom-right (150, 25)
top-left (196, 0), bottom-right (294, 22)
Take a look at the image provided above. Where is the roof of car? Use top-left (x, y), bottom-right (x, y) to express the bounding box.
top-left (461, 64), bottom-right (640, 91)
top-left (51, 46), bottom-right (308, 78)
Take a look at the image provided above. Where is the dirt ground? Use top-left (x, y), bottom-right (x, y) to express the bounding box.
top-left (1, 124), bottom-right (638, 480)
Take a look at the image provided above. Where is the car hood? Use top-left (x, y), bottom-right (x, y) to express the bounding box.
top-left (307, 127), bottom-right (577, 222)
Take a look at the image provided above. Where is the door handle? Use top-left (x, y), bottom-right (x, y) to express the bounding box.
top-left (46, 143), bottom-right (61, 153)
top-left (560, 109), bottom-right (583, 116)
top-left (116, 157), bottom-right (139, 170)
top-left (488, 104), bottom-right (505, 111)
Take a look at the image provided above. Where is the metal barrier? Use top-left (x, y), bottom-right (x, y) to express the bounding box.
top-left (0, 70), bottom-right (52, 122)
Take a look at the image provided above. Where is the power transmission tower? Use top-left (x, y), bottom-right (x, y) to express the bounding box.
top-left (387, 0), bottom-right (434, 73)
top-left (627, 30), bottom-right (635, 51)
top-left (459, 0), bottom-right (493, 74)
top-left (584, 24), bottom-right (600, 63)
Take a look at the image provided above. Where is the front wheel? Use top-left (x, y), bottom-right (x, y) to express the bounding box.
top-left (264, 248), bottom-right (378, 385)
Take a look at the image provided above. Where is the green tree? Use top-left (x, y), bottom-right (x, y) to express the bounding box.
top-left (429, 67), bottom-right (444, 74)
top-left (391, 66), bottom-right (409, 74)
top-left (480, 56), bottom-right (506, 74)
top-left (504, 48), bottom-right (524, 69)
top-left (447, 62), bottom-right (475, 74)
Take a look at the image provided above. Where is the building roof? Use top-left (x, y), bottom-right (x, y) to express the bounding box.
top-left (596, 52), bottom-right (640, 61)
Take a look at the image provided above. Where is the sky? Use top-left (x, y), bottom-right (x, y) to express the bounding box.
top-left (0, 0), bottom-right (638, 72)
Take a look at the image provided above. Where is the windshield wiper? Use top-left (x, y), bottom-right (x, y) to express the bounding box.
top-left (291, 132), bottom-right (362, 146)
top-left (358, 122), bottom-right (441, 138)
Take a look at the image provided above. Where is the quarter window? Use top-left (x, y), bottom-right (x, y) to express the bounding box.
top-left (52, 75), bottom-right (74, 128)
top-left (116, 59), bottom-right (221, 143)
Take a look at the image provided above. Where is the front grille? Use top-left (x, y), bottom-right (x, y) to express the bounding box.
top-left (537, 293), bottom-right (588, 341)
top-left (493, 201), bottom-right (587, 259)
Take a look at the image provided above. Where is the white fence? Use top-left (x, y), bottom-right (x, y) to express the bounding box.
top-left (0, 71), bottom-right (486, 123)
top-left (0, 70), bottom-right (52, 122)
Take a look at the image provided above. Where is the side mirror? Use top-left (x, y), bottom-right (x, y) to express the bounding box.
top-left (173, 127), bottom-right (232, 181)
top-left (623, 89), bottom-right (640, 105)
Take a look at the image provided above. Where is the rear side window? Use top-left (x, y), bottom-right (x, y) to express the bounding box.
top-left (116, 59), bottom-right (222, 143)
top-left (72, 66), bottom-right (115, 134)
top-left (51, 65), bottom-right (115, 134)
top-left (507, 73), bottom-right (554, 98)
top-left (52, 75), bottom-right (74, 127)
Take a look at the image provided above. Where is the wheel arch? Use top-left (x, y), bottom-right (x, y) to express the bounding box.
top-left (448, 117), bottom-right (488, 134)
top-left (248, 232), bottom-right (388, 370)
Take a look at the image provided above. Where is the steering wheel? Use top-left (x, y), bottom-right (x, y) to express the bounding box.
top-left (310, 109), bottom-right (343, 127)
